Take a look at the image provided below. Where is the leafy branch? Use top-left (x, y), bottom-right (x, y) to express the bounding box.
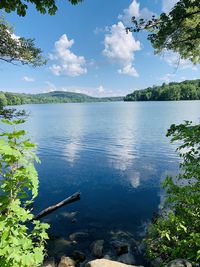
top-left (0, 118), bottom-right (49, 267)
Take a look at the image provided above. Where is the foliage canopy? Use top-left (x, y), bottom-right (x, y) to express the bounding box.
top-left (124, 79), bottom-right (200, 101)
top-left (0, 0), bottom-right (83, 16)
top-left (127, 0), bottom-right (200, 64)
top-left (0, 18), bottom-right (46, 66)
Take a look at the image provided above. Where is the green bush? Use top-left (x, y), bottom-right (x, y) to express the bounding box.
top-left (0, 118), bottom-right (49, 267)
top-left (145, 121), bottom-right (200, 265)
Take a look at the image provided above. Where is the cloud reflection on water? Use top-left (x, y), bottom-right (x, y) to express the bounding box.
top-left (62, 106), bottom-right (86, 166)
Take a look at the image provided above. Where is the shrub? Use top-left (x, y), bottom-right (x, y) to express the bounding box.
top-left (145, 121), bottom-right (200, 265)
top-left (0, 118), bottom-right (49, 267)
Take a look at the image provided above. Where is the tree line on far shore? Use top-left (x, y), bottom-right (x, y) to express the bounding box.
top-left (0, 91), bottom-right (123, 109)
top-left (124, 79), bottom-right (200, 101)
top-left (1, 78), bottom-right (200, 110)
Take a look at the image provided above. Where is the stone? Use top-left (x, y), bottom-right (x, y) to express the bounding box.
top-left (40, 257), bottom-right (56, 267)
top-left (72, 250), bottom-right (86, 263)
top-left (104, 254), bottom-right (112, 260)
top-left (151, 257), bottom-right (163, 267)
top-left (85, 259), bottom-right (140, 267)
top-left (53, 238), bottom-right (72, 254)
top-left (69, 231), bottom-right (89, 242)
top-left (91, 240), bottom-right (104, 258)
top-left (110, 231), bottom-right (134, 240)
top-left (165, 259), bottom-right (192, 267)
top-left (58, 256), bottom-right (76, 267)
top-left (111, 241), bottom-right (129, 256)
top-left (117, 252), bottom-right (135, 265)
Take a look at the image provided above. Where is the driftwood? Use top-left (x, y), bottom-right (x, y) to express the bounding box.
top-left (33, 192), bottom-right (80, 220)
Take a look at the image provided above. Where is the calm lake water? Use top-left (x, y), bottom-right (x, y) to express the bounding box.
top-left (16, 101), bottom-right (200, 263)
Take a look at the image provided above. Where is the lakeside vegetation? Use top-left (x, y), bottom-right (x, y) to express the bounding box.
top-left (0, 91), bottom-right (123, 106)
top-left (124, 79), bottom-right (200, 101)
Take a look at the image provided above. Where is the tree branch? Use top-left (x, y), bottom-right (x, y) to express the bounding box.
top-left (32, 192), bottom-right (81, 220)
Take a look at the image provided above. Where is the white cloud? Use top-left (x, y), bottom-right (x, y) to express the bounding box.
top-left (162, 0), bottom-right (178, 13)
top-left (118, 63), bottom-right (138, 77)
top-left (103, 21), bottom-right (140, 77)
top-left (43, 82), bottom-right (126, 97)
top-left (98, 85), bottom-right (105, 94)
top-left (11, 33), bottom-right (20, 40)
top-left (118, 0), bottom-right (155, 26)
top-left (49, 34), bottom-right (87, 77)
top-left (118, 0), bottom-right (140, 25)
top-left (179, 76), bottom-right (186, 82)
top-left (22, 76), bottom-right (35, 82)
top-left (88, 59), bottom-right (99, 69)
top-left (162, 50), bottom-right (198, 70)
top-left (93, 27), bottom-right (105, 35)
top-left (159, 73), bottom-right (175, 83)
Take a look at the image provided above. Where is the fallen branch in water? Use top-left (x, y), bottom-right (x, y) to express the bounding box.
top-left (33, 192), bottom-right (80, 220)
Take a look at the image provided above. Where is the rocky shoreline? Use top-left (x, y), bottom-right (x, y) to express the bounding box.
top-left (41, 230), bottom-right (193, 267)
top-left (41, 257), bottom-right (193, 267)
top-left (44, 229), bottom-right (146, 266)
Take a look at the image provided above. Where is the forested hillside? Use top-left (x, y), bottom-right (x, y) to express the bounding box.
top-left (124, 79), bottom-right (200, 101)
top-left (0, 91), bottom-right (123, 107)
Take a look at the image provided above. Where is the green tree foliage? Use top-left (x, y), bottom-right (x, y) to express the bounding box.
top-left (0, 17), bottom-right (46, 66)
top-left (145, 121), bottom-right (200, 265)
top-left (0, 90), bottom-right (123, 106)
top-left (124, 79), bottom-right (200, 101)
top-left (0, 118), bottom-right (49, 267)
top-left (0, 93), bottom-right (7, 110)
top-left (127, 0), bottom-right (200, 64)
top-left (0, 0), bottom-right (83, 16)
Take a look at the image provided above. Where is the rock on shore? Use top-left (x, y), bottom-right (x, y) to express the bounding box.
top-left (165, 259), bottom-right (192, 267)
top-left (85, 259), bottom-right (142, 267)
top-left (58, 256), bottom-right (76, 267)
top-left (41, 257), bottom-right (193, 267)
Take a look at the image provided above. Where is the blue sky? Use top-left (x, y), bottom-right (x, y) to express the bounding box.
top-left (1, 0), bottom-right (199, 96)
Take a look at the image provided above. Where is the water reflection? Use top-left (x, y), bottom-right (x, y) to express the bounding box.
top-left (62, 106), bottom-right (86, 165)
top-left (108, 137), bottom-right (136, 172)
top-left (107, 107), bottom-right (138, 176)
top-left (63, 138), bottom-right (82, 165)
top-left (105, 104), bottom-right (160, 189)
top-left (128, 172), bottom-right (140, 188)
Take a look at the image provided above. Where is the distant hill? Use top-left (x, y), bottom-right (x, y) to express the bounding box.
top-left (0, 91), bottom-right (123, 106)
top-left (124, 79), bottom-right (200, 101)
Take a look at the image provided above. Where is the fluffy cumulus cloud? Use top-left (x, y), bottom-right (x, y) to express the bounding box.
top-left (49, 34), bottom-right (87, 77)
top-left (163, 50), bottom-right (198, 70)
top-left (118, 0), bottom-right (140, 25)
top-left (162, 0), bottom-right (179, 13)
top-left (103, 21), bottom-right (140, 77)
top-left (118, 0), bottom-right (155, 26)
top-left (118, 63), bottom-right (138, 77)
top-left (22, 76), bottom-right (35, 82)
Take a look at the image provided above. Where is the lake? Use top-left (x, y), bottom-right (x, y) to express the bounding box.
top-left (16, 101), bottom-right (200, 264)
